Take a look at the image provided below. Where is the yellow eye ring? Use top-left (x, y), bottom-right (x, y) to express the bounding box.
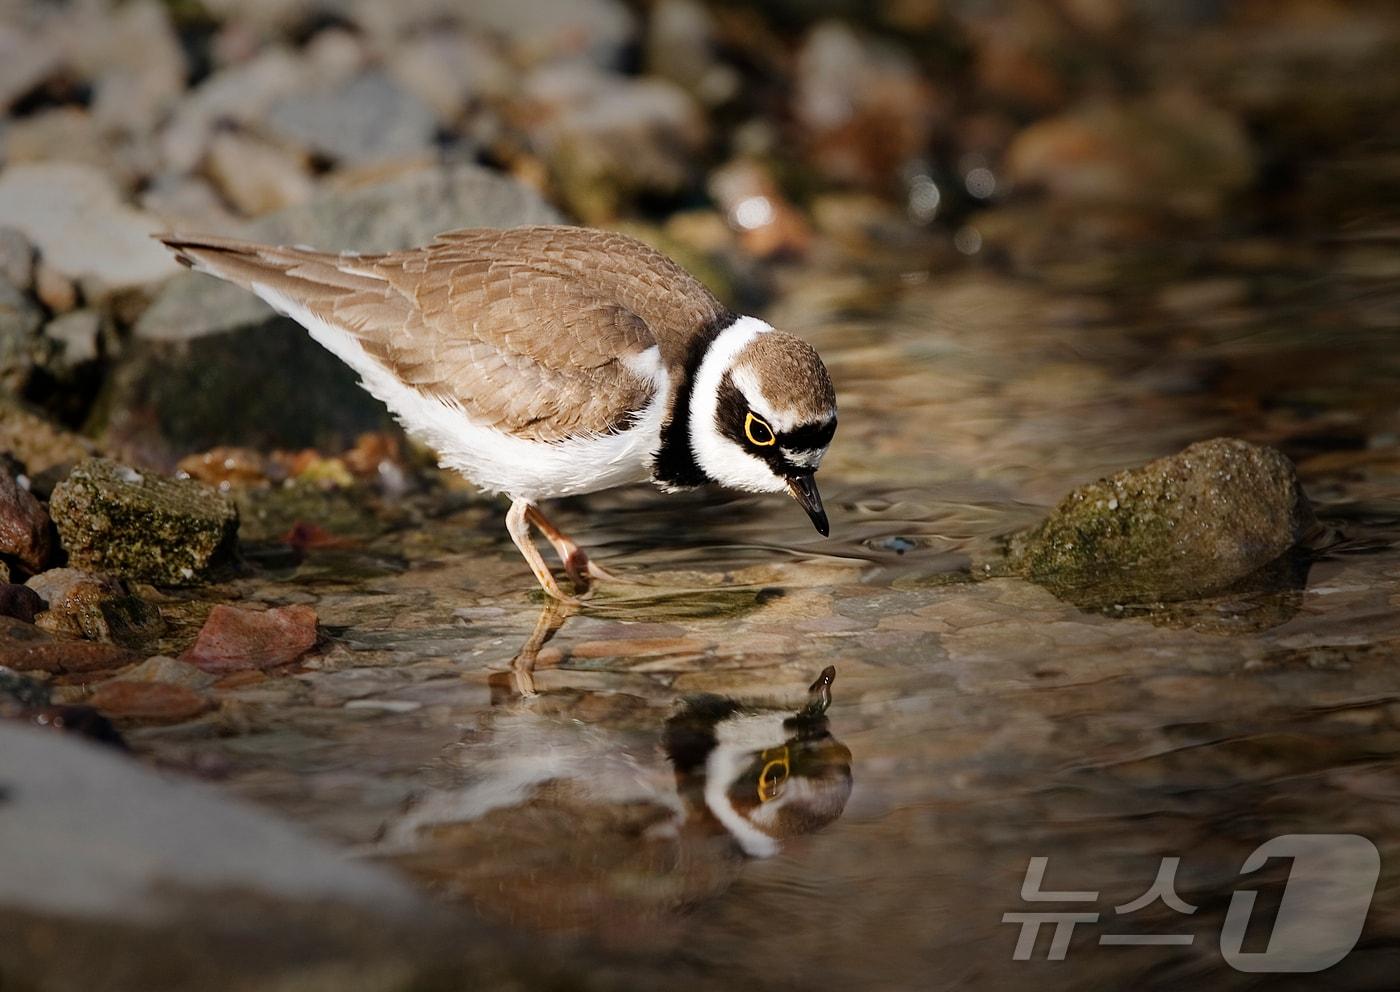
top-left (744, 412), bottom-right (776, 446)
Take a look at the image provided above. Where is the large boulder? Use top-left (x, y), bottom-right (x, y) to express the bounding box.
top-left (106, 164), bottom-right (563, 460)
top-left (1013, 438), bottom-right (1316, 606)
top-left (48, 458), bottom-right (239, 586)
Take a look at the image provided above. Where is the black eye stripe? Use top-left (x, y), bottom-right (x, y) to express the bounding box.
top-left (781, 419), bottom-right (837, 450)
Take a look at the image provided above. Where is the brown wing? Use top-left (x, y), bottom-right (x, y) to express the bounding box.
top-left (157, 228), bottom-right (714, 443)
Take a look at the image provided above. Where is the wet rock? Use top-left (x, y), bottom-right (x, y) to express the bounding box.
top-left (0, 163), bottom-right (180, 296)
top-left (204, 131), bottom-right (315, 217)
top-left (49, 458), bottom-right (239, 586)
top-left (0, 615), bottom-right (134, 674)
top-left (182, 603), bottom-right (319, 672)
top-left (88, 679), bottom-right (210, 723)
top-left (0, 276), bottom-right (45, 393)
top-left (113, 164), bottom-right (560, 455)
top-left (0, 467), bottom-right (52, 574)
top-left (0, 227), bottom-right (33, 292)
top-left (521, 63), bottom-right (707, 221)
top-left (0, 665), bottom-right (49, 715)
top-left (21, 705), bottom-right (126, 747)
top-left (795, 21), bottom-right (944, 188)
top-left (27, 568), bottom-right (166, 646)
top-left (43, 309), bottom-right (101, 366)
top-left (0, 583), bottom-right (44, 623)
top-left (1014, 438), bottom-right (1317, 606)
top-left (1004, 93), bottom-right (1255, 218)
top-left (108, 654), bottom-right (216, 691)
top-left (265, 71), bottom-right (437, 167)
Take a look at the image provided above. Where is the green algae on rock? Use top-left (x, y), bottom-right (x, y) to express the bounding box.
top-left (1013, 438), bottom-right (1316, 607)
top-left (49, 458), bottom-right (239, 586)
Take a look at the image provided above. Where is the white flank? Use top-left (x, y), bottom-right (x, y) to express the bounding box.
top-left (251, 282), bottom-right (667, 502)
top-left (689, 316), bottom-right (787, 493)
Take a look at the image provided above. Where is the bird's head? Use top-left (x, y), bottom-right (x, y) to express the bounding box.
top-left (690, 318), bottom-right (837, 535)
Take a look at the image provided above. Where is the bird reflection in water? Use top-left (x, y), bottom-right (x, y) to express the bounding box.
top-left (379, 608), bottom-right (853, 932)
top-left (664, 666), bottom-right (850, 858)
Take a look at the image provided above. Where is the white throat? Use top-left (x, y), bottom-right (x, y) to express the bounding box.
top-left (689, 316), bottom-right (787, 493)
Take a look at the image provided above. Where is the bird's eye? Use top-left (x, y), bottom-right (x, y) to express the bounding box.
top-left (744, 412), bottom-right (776, 446)
top-left (757, 745), bottom-right (790, 803)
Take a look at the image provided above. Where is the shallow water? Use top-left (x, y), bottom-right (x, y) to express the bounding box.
top-left (129, 230), bottom-right (1400, 988)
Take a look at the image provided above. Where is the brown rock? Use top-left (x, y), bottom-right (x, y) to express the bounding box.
top-left (204, 131), bottom-right (315, 217)
top-left (0, 468), bottom-right (52, 574)
top-left (109, 654), bottom-right (216, 690)
top-left (1004, 94), bottom-right (1254, 218)
top-left (33, 261), bottom-right (78, 315)
top-left (182, 604), bottom-right (318, 672)
top-left (0, 582), bottom-right (44, 622)
top-left (89, 680), bottom-right (210, 723)
top-left (0, 615), bottom-right (134, 673)
top-left (0, 402), bottom-right (97, 476)
top-left (27, 567), bottom-right (165, 646)
top-left (795, 21), bottom-right (944, 188)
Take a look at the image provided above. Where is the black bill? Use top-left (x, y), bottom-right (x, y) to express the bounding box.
top-left (787, 473), bottom-right (829, 536)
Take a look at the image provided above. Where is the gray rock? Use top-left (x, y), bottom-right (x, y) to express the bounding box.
top-left (1013, 438), bottom-right (1317, 606)
top-left (0, 162), bottom-right (180, 295)
top-left (0, 276), bottom-right (45, 392)
top-left (112, 164), bottom-right (561, 455)
top-left (0, 665), bottom-right (49, 714)
top-left (44, 308), bottom-right (102, 365)
top-left (105, 653), bottom-right (216, 690)
top-left (0, 226), bottom-right (33, 291)
top-left (0, 722), bottom-right (420, 920)
top-left (522, 62), bottom-right (706, 221)
top-left (0, 26), bottom-right (59, 114)
top-left (0, 724), bottom-right (567, 991)
top-left (265, 71), bottom-right (437, 166)
top-left (27, 567), bottom-right (165, 646)
top-left (48, 458), bottom-right (239, 586)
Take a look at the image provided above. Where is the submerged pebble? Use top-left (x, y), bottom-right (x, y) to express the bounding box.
top-left (182, 603), bottom-right (319, 672)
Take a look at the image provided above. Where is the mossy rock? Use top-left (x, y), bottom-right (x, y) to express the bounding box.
top-left (49, 458), bottom-right (239, 586)
top-left (1013, 438), bottom-right (1316, 607)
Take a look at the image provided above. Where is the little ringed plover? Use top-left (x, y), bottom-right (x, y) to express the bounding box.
top-left (158, 226), bottom-right (837, 601)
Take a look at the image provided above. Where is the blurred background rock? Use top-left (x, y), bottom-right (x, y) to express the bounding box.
top-left (0, 0), bottom-right (1395, 467)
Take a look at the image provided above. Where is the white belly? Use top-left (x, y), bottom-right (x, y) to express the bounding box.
top-left (253, 282), bottom-right (666, 503)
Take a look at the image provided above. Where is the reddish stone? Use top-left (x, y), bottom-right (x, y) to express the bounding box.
top-left (0, 469), bottom-right (53, 573)
top-left (0, 616), bottom-right (134, 673)
top-left (89, 680), bottom-right (211, 723)
top-left (181, 603), bottom-right (319, 672)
